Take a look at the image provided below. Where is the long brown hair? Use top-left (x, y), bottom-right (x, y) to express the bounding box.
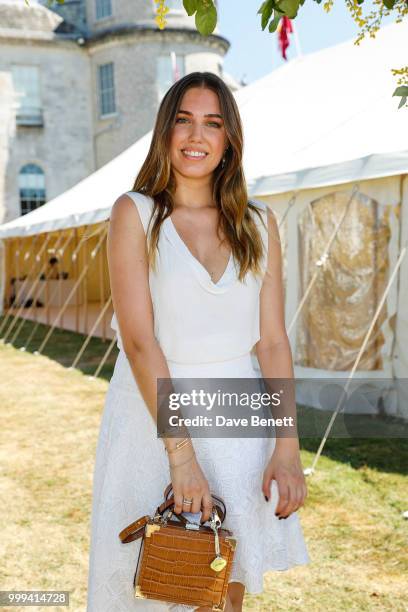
top-left (132, 71), bottom-right (266, 282)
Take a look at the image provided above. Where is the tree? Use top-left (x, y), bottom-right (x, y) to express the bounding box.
top-left (33, 0), bottom-right (407, 107)
top-left (154, 0), bottom-right (407, 108)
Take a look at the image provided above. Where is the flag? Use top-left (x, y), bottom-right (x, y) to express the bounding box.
top-left (277, 17), bottom-right (293, 61)
top-left (170, 51), bottom-right (180, 82)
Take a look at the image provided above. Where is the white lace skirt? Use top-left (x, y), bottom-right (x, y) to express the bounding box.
top-left (87, 351), bottom-right (311, 611)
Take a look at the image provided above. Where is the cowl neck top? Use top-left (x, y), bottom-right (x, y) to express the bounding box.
top-left (110, 191), bottom-right (268, 364)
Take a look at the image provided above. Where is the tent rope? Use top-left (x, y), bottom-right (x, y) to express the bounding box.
top-left (305, 237), bottom-right (408, 476)
top-left (0, 233), bottom-right (48, 337)
top-left (34, 225), bottom-right (108, 355)
top-left (11, 231), bottom-right (76, 346)
top-left (23, 231), bottom-right (78, 350)
top-left (23, 224), bottom-right (108, 350)
top-left (70, 296), bottom-right (113, 369)
top-left (287, 184), bottom-right (359, 336)
top-left (92, 334), bottom-right (118, 379)
top-left (2, 232), bottom-right (61, 343)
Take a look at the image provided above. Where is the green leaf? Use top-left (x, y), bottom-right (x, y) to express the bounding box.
top-left (258, 0), bottom-right (274, 30)
top-left (183, 0), bottom-right (198, 17)
top-left (257, 0), bottom-right (269, 14)
top-left (393, 85), bottom-right (408, 97)
top-left (277, 0), bottom-right (300, 18)
top-left (398, 96), bottom-right (407, 109)
top-left (269, 10), bottom-right (283, 32)
top-left (195, 0), bottom-right (217, 36)
top-left (382, 0), bottom-right (396, 9)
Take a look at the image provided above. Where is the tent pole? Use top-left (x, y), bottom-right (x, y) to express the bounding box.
top-left (21, 234), bottom-right (39, 324)
top-left (83, 236), bottom-right (88, 335)
top-left (76, 224), bottom-right (89, 335)
top-left (2, 232), bottom-right (56, 343)
top-left (98, 232), bottom-right (106, 341)
top-left (35, 225), bottom-right (108, 355)
top-left (58, 239), bottom-right (63, 328)
top-left (7, 231), bottom-right (66, 345)
top-left (92, 334), bottom-right (118, 378)
top-left (70, 296), bottom-right (113, 369)
top-left (2, 240), bottom-right (11, 315)
top-left (15, 238), bottom-right (21, 306)
top-left (45, 233), bottom-right (60, 326)
top-left (33, 235), bottom-right (40, 327)
top-left (306, 239), bottom-right (408, 476)
top-left (287, 184), bottom-right (359, 337)
top-left (74, 228), bottom-right (79, 333)
top-left (0, 234), bottom-right (40, 336)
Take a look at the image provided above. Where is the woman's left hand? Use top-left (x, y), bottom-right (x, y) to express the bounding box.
top-left (262, 442), bottom-right (308, 519)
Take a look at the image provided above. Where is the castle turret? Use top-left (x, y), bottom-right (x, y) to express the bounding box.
top-left (84, 0), bottom-right (233, 167)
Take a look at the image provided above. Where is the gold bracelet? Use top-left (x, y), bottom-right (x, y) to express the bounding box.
top-left (165, 437), bottom-right (192, 454)
top-left (169, 454), bottom-right (195, 469)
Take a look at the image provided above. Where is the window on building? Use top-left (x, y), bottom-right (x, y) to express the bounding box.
top-left (157, 54), bottom-right (185, 101)
top-left (11, 65), bottom-right (43, 126)
top-left (98, 63), bottom-right (116, 117)
top-left (18, 164), bottom-right (46, 216)
top-left (95, 0), bottom-right (112, 20)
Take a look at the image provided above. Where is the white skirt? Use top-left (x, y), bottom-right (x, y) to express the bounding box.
top-left (87, 351), bottom-right (311, 611)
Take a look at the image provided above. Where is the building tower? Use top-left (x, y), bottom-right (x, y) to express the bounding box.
top-left (48, 0), bottom-right (235, 167)
top-left (0, 0), bottom-right (237, 222)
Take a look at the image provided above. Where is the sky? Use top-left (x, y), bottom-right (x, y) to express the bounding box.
top-left (218, 1), bottom-right (396, 84)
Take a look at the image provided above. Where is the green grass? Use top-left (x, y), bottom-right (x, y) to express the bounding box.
top-left (0, 315), bottom-right (407, 611)
top-left (0, 313), bottom-right (119, 380)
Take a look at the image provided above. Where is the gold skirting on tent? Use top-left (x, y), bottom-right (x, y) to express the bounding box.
top-left (295, 191), bottom-right (392, 371)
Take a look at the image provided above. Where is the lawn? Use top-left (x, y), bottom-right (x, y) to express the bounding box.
top-left (0, 316), bottom-right (407, 611)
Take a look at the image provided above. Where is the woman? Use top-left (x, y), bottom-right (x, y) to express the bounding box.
top-left (87, 71), bottom-right (310, 612)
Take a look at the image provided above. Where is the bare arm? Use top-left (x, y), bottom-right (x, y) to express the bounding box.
top-left (255, 206), bottom-right (307, 518)
top-left (107, 194), bottom-right (175, 434)
top-left (107, 194), bottom-right (213, 520)
top-left (255, 206), bottom-right (299, 448)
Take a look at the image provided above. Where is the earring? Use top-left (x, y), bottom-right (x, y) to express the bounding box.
top-left (221, 148), bottom-right (228, 169)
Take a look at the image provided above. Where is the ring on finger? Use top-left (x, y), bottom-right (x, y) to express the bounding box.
top-left (183, 498), bottom-right (193, 505)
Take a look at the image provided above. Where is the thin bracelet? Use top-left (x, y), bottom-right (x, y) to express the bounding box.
top-left (166, 438), bottom-right (192, 454)
top-left (169, 454), bottom-right (194, 469)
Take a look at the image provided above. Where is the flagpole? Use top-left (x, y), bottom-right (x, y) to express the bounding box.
top-left (292, 20), bottom-right (303, 58)
top-left (170, 51), bottom-right (179, 82)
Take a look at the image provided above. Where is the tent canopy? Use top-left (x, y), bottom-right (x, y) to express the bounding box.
top-left (0, 19), bottom-right (407, 238)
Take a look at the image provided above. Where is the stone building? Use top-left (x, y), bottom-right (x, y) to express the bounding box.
top-left (0, 0), bottom-right (239, 224)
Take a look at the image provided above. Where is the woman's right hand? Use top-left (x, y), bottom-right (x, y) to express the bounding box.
top-left (168, 446), bottom-right (213, 523)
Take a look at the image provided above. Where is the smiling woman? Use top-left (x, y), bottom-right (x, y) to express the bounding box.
top-left (87, 72), bottom-right (311, 612)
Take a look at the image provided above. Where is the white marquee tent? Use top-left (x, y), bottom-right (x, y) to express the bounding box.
top-left (1, 19), bottom-right (407, 420)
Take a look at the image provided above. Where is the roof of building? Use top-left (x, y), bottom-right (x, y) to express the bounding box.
top-left (0, 0), bottom-right (62, 36)
top-left (1, 19), bottom-right (406, 238)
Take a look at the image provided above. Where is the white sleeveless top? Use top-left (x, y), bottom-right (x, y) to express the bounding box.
top-left (110, 191), bottom-right (269, 365)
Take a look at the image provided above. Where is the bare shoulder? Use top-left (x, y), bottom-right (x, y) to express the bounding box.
top-left (109, 192), bottom-right (145, 234)
top-left (110, 192), bottom-right (137, 219)
top-left (249, 199), bottom-right (279, 237)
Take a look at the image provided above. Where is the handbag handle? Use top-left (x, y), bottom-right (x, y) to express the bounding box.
top-left (162, 482), bottom-right (227, 523)
top-left (118, 485), bottom-right (227, 544)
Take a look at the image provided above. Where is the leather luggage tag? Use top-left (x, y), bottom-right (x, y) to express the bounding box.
top-left (119, 515), bottom-right (150, 544)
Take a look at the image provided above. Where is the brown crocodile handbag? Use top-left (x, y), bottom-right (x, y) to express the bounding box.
top-left (118, 483), bottom-right (237, 611)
